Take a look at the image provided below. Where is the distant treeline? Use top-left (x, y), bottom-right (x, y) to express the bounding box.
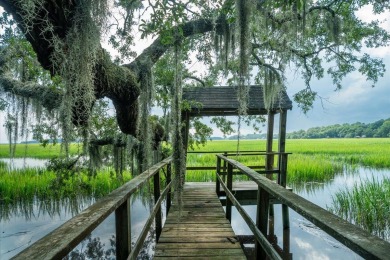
top-left (287, 118), bottom-right (390, 139)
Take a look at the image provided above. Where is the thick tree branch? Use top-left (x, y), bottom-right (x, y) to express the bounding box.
top-left (0, 74), bottom-right (62, 110)
top-left (183, 75), bottom-right (206, 87)
top-left (0, 1), bottom-right (220, 136)
top-left (126, 18), bottom-right (214, 73)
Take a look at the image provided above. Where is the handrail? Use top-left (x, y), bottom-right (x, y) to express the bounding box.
top-left (13, 157), bottom-right (173, 260)
top-left (187, 150), bottom-right (267, 154)
top-left (216, 154), bottom-right (390, 260)
top-left (128, 181), bottom-right (172, 260)
top-left (217, 173), bottom-right (282, 260)
top-left (186, 151), bottom-right (289, 174)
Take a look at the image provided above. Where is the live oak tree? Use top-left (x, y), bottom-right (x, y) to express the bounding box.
top-left (0, 0), bottom-right (389, 178)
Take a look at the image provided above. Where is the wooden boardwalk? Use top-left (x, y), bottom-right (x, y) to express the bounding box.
top-left (154, 183), bottom-right (247, 259)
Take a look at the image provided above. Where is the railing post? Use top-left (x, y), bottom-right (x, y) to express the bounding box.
top-left (280, 153), bottom-right (290, 231)
top-left (283, 224), bottom-right (292, 259)
top-left (154, 170), bottom-right (162, 241)
top-left (255, 186), bottom-right (269, 259)
top-left (279, 153), bottom-right (288, 188)
top-left (222, 152), bottom-right (227, 183)
top-left (266, 153), bottom-right (274, 180)
top-left (115, 199), bottom-right (131, 260)
top-left (216, 156), bottom-right (221, 195)
top-left (226, 163), bottom-right (233, 222)
top-left (166, 163), bottom-right (172, 216)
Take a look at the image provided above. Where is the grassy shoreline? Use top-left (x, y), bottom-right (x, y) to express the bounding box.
top-left (0, 143), bottom-right (81, 159)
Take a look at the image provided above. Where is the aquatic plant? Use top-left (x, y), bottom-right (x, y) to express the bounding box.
top-left (0, 166), bottom-right (131, 221)
top-left (329, 178), bottom-right (390, 241)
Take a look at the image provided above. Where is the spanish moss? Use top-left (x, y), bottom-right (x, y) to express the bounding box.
top-left (172, 42), bottom-right (185, 214)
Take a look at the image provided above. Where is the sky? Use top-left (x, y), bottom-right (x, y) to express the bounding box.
top-left (0, 5), bottom-right (390, 142)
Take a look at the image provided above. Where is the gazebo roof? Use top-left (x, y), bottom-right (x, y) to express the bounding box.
top-left (182, 85), bottom-right (292, 116)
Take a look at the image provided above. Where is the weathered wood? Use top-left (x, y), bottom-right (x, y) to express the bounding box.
top-left (226, 163), bottom-right (233, 222)
top-left (155, 183), bottom-right (246, 259)
top-left (154, 248), bottom-right (245, 257)
top-left (12, 157), bottom-right (172, 260)
top-left (216, 156), bottom-right (221, 194)
top-left (154, 170), bottom-right (162, 241)
top-left (156, 242), bottom-right (241, 249)
top-left (280, 154), bottom-right (290, 229)
top-left (217, 155), bottom-right (390, 260)
top-left (217, 174), bottom-right (281, 260)
top-left (128, 181), bottom-right (172, 260)
top-left (115, 199), bottom-right (131, 260)
top-left (154, 256), bottom-right (246, 260)
top-left (166, 163), bottom-right (172, 215)
top-left (278, 109), bottom-right (287, 185)
top-left (161, 231), bottom-right (236, 237)
top-left (256, 187), bottom-right (270, 259)
top-left (183, 86), bottom-right (292, 117)
top-left (162, 223), bottom-right (231, 228)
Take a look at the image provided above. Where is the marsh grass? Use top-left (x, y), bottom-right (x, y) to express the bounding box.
top-left (0, 143), bottom-right (81, 158)
top-left (0, 166), bottom-right (131, 220)
top-left (185, 139), bottom-right (390, 183)
top-left (329, 178), bottom-right (390, 240)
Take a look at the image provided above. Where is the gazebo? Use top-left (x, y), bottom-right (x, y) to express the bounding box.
top-left (182, 85), bottom-right (293, 169)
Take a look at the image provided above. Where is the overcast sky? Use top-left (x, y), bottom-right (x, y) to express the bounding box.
top-left (0, 5), bottom-right (389, 142)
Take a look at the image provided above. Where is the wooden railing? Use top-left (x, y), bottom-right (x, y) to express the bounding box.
top-left (13, 157), bottom-right (173, 260)
top-left (186, 150), bottom-right (284, 174)
top-left (214, 151), bottom-right (289, 196)
top-left (216, 154), bottom-right (390, 260)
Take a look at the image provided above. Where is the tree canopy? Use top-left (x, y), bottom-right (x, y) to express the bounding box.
top-left (0, 0), bottom-right (389, 154)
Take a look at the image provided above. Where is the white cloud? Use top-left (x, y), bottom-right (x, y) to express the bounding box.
top-left (294, 237), bottom-right (331, 260)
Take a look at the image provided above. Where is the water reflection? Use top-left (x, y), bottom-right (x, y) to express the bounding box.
top-left (224, 166), bottom-right (383, 259)
top-left (1, 196), bottom-right (94, 222)
top-left (2, 165), bottom-right (389, 259)
top-left (1, 186), bottom-right (158, 259)
top-left (230, 203), bottom-right (361, 260)
top-left (0, 158), bottom-right (47, 170)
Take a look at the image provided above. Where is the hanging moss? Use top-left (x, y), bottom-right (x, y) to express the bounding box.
top-left (235, 0), bottom-right (255, 116)
top-left (171, 42), bottom-right (186, 214)
top-left (17, 0), bottom-right (109, 157)
top-left (137, 61), bottom-right (154, 171)
top-left (263, 69), bottom-right (283, 110)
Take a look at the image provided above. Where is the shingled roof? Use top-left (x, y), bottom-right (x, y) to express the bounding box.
top-left (182, 85), bottom-right (292, 116)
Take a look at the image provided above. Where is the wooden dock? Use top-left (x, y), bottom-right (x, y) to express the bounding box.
top-left (154, 183), bottom-right (247, 259)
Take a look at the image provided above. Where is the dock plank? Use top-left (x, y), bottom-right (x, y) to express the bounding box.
top-left (154, 183), bottom-right (246, 259)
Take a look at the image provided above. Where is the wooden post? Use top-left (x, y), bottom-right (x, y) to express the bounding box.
top-left (226, 163), bottom-right (233, 222)
top-left (283, 224), bottom-right (291, 259)
top-left (166, 163), bottom-right (172, 216)
top-left (154, 170), bottom-right (162, 241)
top-left (280, 154), bottom-right (288, 188)
top-left (222, 152), bottom-right (227, 184)
top-left (278, 110), bottom-right (290, 230)
top-left (115, 199), bottom-right (131, 260)
top-left (255, 187), bottom-right (269, 259)
top-left (216, 156), bottom-right (221, 195)
top-left (266, 111), bottom-right (275, 179)
top-left (278, 109), bottom-right (287, 184)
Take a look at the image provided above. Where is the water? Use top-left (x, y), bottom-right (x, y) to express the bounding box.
top-left (229, 166), bottom-right (390, 260)
top-left (1, 165), bottom-right (389, 259)
top-left (0, 193), bottom-right (159, 259)
top-left (0, 158), bottom-right (47, 170)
